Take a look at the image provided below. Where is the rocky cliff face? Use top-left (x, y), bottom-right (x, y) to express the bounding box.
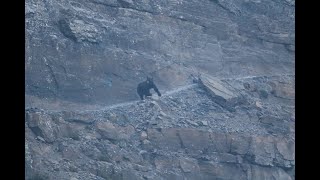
top-left (26, 0), bottom-right (294, 106)
top-left (25, 0), bottom-right (295, 179)
top-left (25, 76), bottom-right (295, 180)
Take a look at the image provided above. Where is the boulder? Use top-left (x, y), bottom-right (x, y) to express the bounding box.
top-left (179, 157), bottom-right (200, 173)
top-left (95, 121), bottom-right (119, 141)
top-left (247, 136), bottom-right (276, 166)
top-left (26, 112), bottom-right (57, 143)
top-left (140, 131), bottom-right (148, 141)
top-left (198, 74), bottom-right (240, 111)
top-left (95, 121), bottom-right (135, 141)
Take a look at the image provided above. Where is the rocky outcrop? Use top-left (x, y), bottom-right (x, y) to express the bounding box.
top-left (197, 74), bottom-right (247, 112)
top-left (26, 109), bottom-right (58, 143)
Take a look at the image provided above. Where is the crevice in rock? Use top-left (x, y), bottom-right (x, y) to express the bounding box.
top-left (243, 33), bottom-right (294, 47)
top-left (90, 0), bottom-right (156, 15)
top-left (29, 126), bottom-right (45, 139)
top-left (209, 0), bottom-right (242, 16)
top-left (209, 0), bottom-right (231, 13)
top-left (64, 119), bottom-right (95, 125)
top-left (92, 0), bottom-right (206, 29)
top-left (43, 57), bottom-right (60, 91)
top-left (176, 131), bottom-right (186, 149)
top-left (167, 15), bottom-right (206, 29)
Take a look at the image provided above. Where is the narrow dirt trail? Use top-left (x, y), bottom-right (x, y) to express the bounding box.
top-left (75, 83), bottom-right (199, 113)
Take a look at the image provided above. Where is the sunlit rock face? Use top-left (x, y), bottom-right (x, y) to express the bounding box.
top-left (25, 0), bottom-right (294, 107)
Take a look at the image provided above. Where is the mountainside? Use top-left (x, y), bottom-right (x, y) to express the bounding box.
top-left (26, 75), bottom-right (294, 180)
top-left (25, 0), bottom-right (295, 179)
top-left (26, 0), bottom-right (294, 106)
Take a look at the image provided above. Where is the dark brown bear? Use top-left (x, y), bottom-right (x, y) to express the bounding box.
top-left (137, 77), bottom-right (161, 100)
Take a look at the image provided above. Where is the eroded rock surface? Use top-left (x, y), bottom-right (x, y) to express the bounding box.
top-left (25, 77), bottom-right (295, 179)
top-left (26, 0), bottom-right (294, 107)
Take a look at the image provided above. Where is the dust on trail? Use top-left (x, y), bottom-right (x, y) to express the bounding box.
top-left (90, 84), bottom-right (198, 112)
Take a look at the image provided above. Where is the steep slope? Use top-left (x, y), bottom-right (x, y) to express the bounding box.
top-left (25, 0), bottom-right (294, 106)
top-left (25, 0), bottom-right (295, 179)
top-left (25, 76), bottom-right (295, 180)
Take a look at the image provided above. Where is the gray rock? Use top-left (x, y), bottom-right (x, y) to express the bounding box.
top-left (230, 134), bottom-right (251, 155)
top-left (95, 121), bottom-right (120, 141)
top-left (25, 89), bottom-right (295, 180)
top-left (68, 19), bottom-right (102, 43)
top-left (179, 128), bottom-right (211, 153)
top-left (95, 161), bottom-right (114, 179)
top-left (26, 112), bottom-right (57, 143)
top-left (210, 152), bottom-right (238, 163)
top-left (198, 121), bottom-right (208, 126)
top-left (250, 165), bottom-right (292, 180)
top-left (36, 136), bottom-right (46, 142)
top-left (95, 121), bottom-right (135, 141)
top-left (247, 136), bottom-right (276, 166)
top-left (155, 156), bottom-right (180, 171)
top-left (208, 132), bottom-right (232, 153)
top-left (198, 161), bottom-right (247, 180)
top-left (62, 111), bottom-right (96, 124)
top-left (259, 115), bottom-right (290, 135)
top-left (259, 89), bottom-right (269, 99)
top-left (186, 120), bottom-right (198, 126)
top-left (179, 157), bottom-right (200, 173)
top-left (57, 123), bottom-right (82, 140)
top-left (147, 128), bottom-right (182, 151)
top-left (276, 139), bottom-right (295, 161)
top-left (140, 131), bottom-right (148, 141)
top-left (255, 101), bottom-right (263, 109)
top-left (199, 75), bottom-right (238, 101)
top-left (142, 139), bottom-right (150, 145)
